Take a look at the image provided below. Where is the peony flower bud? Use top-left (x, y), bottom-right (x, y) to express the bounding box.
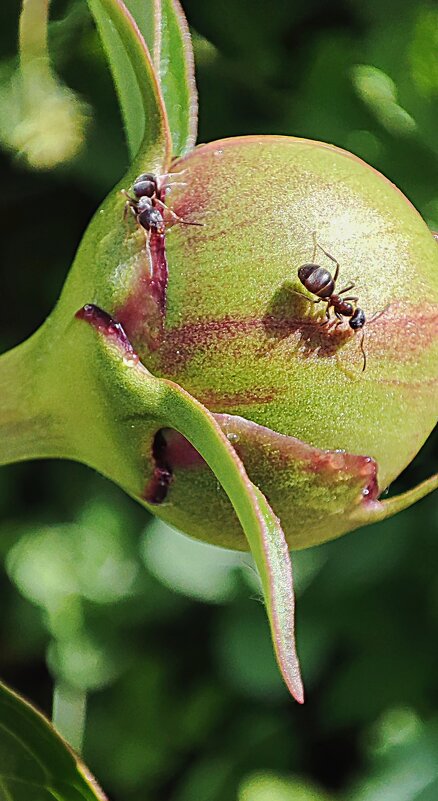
top-left (84, 134), bottom-right (437, 550)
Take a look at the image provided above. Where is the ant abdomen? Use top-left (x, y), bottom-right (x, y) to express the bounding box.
top-left (138, 207), bottom-right (165, 235)
top-left (298, 264), bottom-right (334, 298)
top-left (133, 180), bottom-right (156, 199)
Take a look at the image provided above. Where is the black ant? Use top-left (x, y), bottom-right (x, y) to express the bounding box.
top-left (295, 234), bottom-right (367, 371)
top-left (122, 172), bottom-right (202, 236)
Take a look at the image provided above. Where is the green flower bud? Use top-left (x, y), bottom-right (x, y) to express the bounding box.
top-left (66, 135), bottom-right (438, 550)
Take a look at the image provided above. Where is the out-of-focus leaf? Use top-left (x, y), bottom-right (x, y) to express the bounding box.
top-left (352, 64), bottom-right (417, 136)
top-left (142, 518), bottom-right (243, 602)
top-left (0, 679), bottom-right (107, 800)
top-left (239, 771), bottom-right (335, 801)
top-left (86, 0), bottom-right (171, 170)
top-left (123, 0), bottom-right (198, 157)
top-left (350, 718), bottom-right (438, 801)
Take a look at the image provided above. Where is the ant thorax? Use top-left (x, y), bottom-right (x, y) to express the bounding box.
top-left (137, 196), bottom-right (153, 211)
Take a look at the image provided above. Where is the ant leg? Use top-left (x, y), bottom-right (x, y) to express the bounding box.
top-left (144, 230), bottom-right (154, 278)
top-left (290, 288), bottom-right (321, 305)
top-left (160, 169), bottom-right (188, 179)
top-left (338, 283), bottom-right (355, 295)
top-left (157, 172), bottom-right (188, 196)
top-left (165, 182), bottom-right (188, 190)
top-left (314, 238), bottom-right (340, 281)
top-left (290, 288), bottom-right (307, 299)
top-left (319, 305), bottom-right (332, 326)
top-left (342, 296), bottom-right (359, 302)
top-left (121, 190), bottom-right (137, 220)
top-left (121, 189), bottom-right (136, 205)
top-left (123, 200), bottom-right (137, 221)
top-left (154, 198), bottom-right (204, 227)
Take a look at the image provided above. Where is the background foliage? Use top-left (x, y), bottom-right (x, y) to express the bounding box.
top-left (0, 0), bottom-right (437, 799)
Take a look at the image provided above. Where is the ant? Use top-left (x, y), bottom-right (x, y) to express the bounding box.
top-left (122, 172), bottom-right (202, 236)
top-left (294, 234), bottom-right (367, 371)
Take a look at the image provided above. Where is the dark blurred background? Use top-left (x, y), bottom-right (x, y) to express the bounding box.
top-left (0, 1), bottom-right (437, 799)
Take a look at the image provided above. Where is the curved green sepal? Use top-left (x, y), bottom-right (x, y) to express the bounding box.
top-left (349, 472), bottom-right (438, 527)
top-left (54, 312), bottom-right (303, 702)
top-left (86, 0), bottom-right (171, 171)
top-left (123, 0), bottom-right (198, 157)
top-left (0, 679), bottom-right (107, 800)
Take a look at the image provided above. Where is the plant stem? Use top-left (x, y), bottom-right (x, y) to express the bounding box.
top-left (0, 334), bottom-right (58, 466)
top-left (52, 683), bottom-right (87, 754)
top-left (19, 0), bottom-right (52, 80)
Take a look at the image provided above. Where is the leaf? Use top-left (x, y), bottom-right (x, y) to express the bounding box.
top-left (70, 308), bottom-right (304, 702)
top-left (123, 0), bottom-right (198, 157)
top-left (349, 471), bottom-right (438, 528)
top-left (154, 0), bottom-right (198, 156)
top-left (86, 0), bottom-right (171, 170)
top-left (0, 680), bottom-right (107, 801)
top-left (350, 718), bottom-right (438, 801)
top-left (240, 771), bottom-right (335, 801)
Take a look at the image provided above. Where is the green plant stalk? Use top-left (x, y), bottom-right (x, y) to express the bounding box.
top-left (0, 332), bottom-right (57, 467)
top-left (19, 0), bottom-right (51, 74)
top-left (52, 683), bottom-right (87, 754)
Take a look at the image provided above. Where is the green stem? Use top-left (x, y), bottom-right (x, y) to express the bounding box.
top-left (52, 683), bottom-right (87, 754)
top-left (0, 334), bottom-right (60, 467)
top-left (19, 0), bottom-right (52, 81)
top-left (0, 319), bottom-right (143, 491)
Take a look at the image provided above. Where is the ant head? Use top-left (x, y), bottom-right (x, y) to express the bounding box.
top-left (349, 308), bottom-right (366, 330)
top-left (133, 173), bottom-right (158, 199)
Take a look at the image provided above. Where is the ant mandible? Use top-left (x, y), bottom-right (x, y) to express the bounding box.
top-left (295, 233), bottom-right (367, 371)
top-left (122, 172), bottom-right (202, 236)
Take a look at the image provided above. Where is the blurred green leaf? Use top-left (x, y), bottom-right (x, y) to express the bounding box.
top-left (352, 64), bottom-right (417, 137)
top-left (409, 8), bottom-right (438, 100)
top-left (350, 718), bottom-right (438, 801)
top-left (239, 771), bottom-right (335, 801)
top-left (141, 518), bottom-right (243, 602)
top-left (86, 0), bottom-right (171, 169)
top-left (0, 679), bottom-right (107, 800)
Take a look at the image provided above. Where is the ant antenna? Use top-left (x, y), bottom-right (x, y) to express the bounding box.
top-left (359, 332), bottom-right (367, 372)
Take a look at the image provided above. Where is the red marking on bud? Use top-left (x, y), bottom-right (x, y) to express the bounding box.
top-left (143, 429), bottom-right (173, 504)
top-left (155, 314), bottom-right (348, 373)
top-left (365, 301), bottom-right (438, 361)
top-left (197, 388), bottom-right (278, 409)
top-left (117, 230), bottom-right (168, 351)
top-left (153, 300), bottom-right (437, 374)
top-left (75, 304), bottom-right (139, 362)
